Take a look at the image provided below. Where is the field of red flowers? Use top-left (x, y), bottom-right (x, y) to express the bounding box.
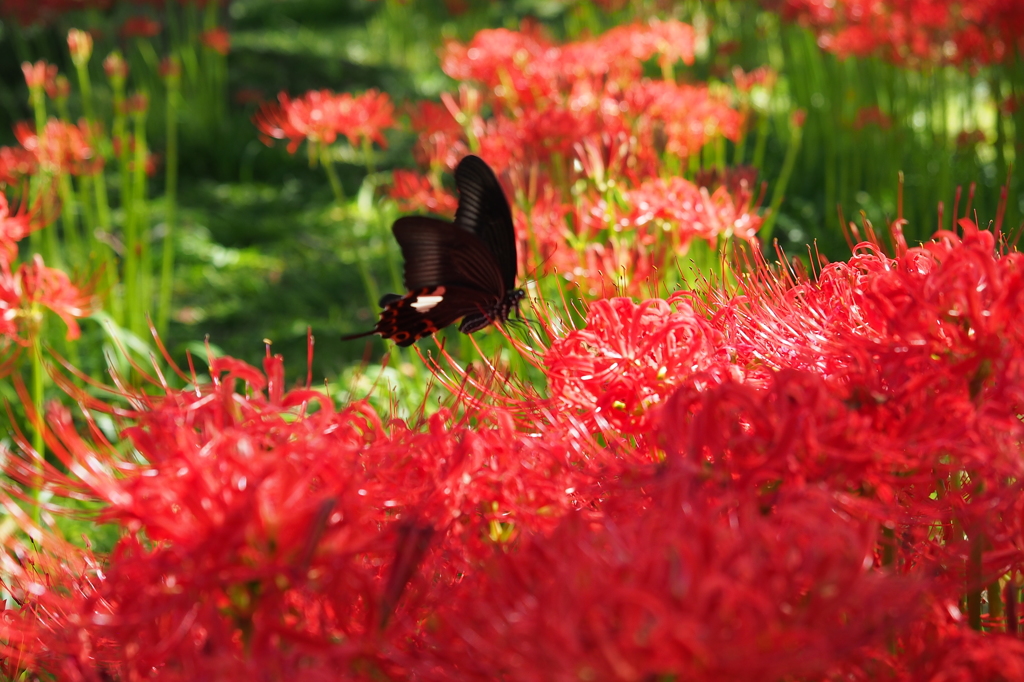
top-left (0, 0), bottom-right (1023, 679)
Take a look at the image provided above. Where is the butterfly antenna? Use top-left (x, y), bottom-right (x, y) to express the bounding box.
top-left (340, 329), bottom-right (378, 343)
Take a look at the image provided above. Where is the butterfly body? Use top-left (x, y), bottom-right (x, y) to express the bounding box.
top-left (343, 156), bottom-right (523, 347)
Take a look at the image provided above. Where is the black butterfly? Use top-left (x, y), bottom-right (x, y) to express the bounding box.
top-left (342, 155), bottom-right (524, 347)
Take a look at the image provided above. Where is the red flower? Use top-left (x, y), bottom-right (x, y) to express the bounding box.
top-left (44, 74), bottom-right (70, 101)
top-left (0, 348), bottom-right (600, 677)
top-left (121, 16), bottom-right (161, 39)
top-left (544, 295), bottom-right (721, 437)
top-left (388, 170), bottom-right (458, 216)
top-left (623, 175), bottom-right (763, 243)
top-left (254, 89), bottom-right (395, 154)
top-left (200, 27), bottom-right (231, 55)
top-left (852, 104), bottom-right (892, 130)
top-left (624, 80), bottom-right (745, 158)
top-left (417, 481), bottom-right (927, 682)
top-left (20, 60), bottom-right (57, 92)
top-left (102, 51), bottom-right (129, 82)
top-left (0, 146), bottom-right (38, 187)
top-left (0, 192), bottom-right (38, 266)
top-left (0, 254), bottom-right (93, 344)
top-left (408, 99), bottom-right (466, 170)
top-left (14, 118), bottom-right (103, 177)
top-left (67, 28), bottom-right (93, 66)
top-left (769, 0), bottom-right (1024, 67)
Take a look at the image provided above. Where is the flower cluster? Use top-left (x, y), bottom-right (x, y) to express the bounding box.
top-left (0, 346), bottom-right (609, 677)
top-left (0, 192), bottom-right (92, 359)
top-left (389, 21), bottom-right (762, 296)
top-left (2, 214), bottom-right (1023, 678)
top-left (765, 0), bottom-right (1024, 65)
top-left (254, 89), bottom-right (395, 155)
top-left (0, 0), bottom-right (222, 27)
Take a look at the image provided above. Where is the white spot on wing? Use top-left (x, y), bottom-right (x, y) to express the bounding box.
top-left (411, 286), bottom-right (446, 312)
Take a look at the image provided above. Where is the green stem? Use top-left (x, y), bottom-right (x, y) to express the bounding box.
top-left (759, 114), bottom-right (804, 245)
top-left (30, 321), bottom-right (45, 525)
top-left (158, 63), bottom-right (181, 336)
top-left (57, 172), bottom-right (81, 265)
top-left (93, 169), bottom-right (123, 325)
top-left (129, 103), bottom-right (151, 337)
top-left (322, 149), bottom-right (380, 312)
top-left (28, 86), bottom-right (49, 259)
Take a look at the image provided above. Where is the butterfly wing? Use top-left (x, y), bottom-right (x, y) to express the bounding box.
top-left (342, 157), bottom-right (521, 346)
top-left (392, 216), bottom-right (505, 296)
top-left (453, 155), bottom-right (518, 291)
top-left (364, 285), bottom-right (503, 347)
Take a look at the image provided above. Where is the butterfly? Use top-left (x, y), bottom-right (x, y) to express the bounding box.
top-left (342, 155), bottom-right (525, 347)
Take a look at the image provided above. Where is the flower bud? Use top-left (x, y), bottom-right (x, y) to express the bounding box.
top-left (46, 74), bottom-right (72, 102)
top-left (103, 51), bottom-right (129, 86)
top-left (67, 29), bottom-right (94, 67)
top-left (21, 61), bottom-right (50, 91)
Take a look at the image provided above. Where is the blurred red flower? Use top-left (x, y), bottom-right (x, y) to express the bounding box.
top-left (388, 170), bottom-right (458, 217)
top-left (121, 16), bottom-right (161, 39)
top-left (201, 27), bottom-right (231, 55)
top-left (767, 0), bottom-right (1024, 66)
top-left (20, 60), bottom-right (57, 92)
top-left (13, 119), bottom-right (103, 177)
top-left (0, 146), bottom-right (38, 187)
top-left (0, 254), bottom-right (92, 344)
top-left (416, 481), bottom-right (927, 682)
top-left (0, 192), bottom-right (38, 266)
top-left (254, 88), bottom-right (394, 154)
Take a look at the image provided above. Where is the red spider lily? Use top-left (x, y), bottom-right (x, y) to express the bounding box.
top-left (159, 57), bottom-right (182, 81)
top-left (766, 0), bottom-right (1024, 66)
top-left (2, 2), bottom-right (110, 27)
top-left (689, 218), bottom-right (1024, 592)
top-left (0, 254), bottom-right (93, 345)
top-left (45, 74), bottom-right (71, 101)
top-left (388, 170), bottom-right (458, 216)
top-left (852, 104), bottom-right (893, 130)
top-left (200, 27), bottom-right (231, 56)
top-left (408, 99), bottom-right (466, 171)
top-left (435, 24), bottom-right (731, 180)
top-left (544, 296), bottom-right (722, 438)
top-left (121, 91), bottom-right (149, 116)
top-left (514, 166), bottom-right (761, 296)
top-left (0, 146), bottom-right (38, 187)
top-left (624, 81), bottom-right (744, 158)
top-left (441, 19), bottom-right (697, 111)
top-left (582, 17), bottom-right (696, 76)
top-left (623, 175), bottom-right (763, 243)
top-left (0, 192), bottom-right (39, 266)
top-left (13, 119), bottom-right (103, 177)
top-left (413, 480), bottom-right (927, 681)
top-left (955, 129), bottom-right (986, 149)
top-left (102, 51), bottom-right (129, 83)
top-left (20, 60), bottom-right (57, 92)
top-left (121, 16), bottom-right (161, 39)
top-left (406, 21), bottom-right (753, 295)
top-left (441, 26), bottom-right (559, 111)
top-left (67, 27), bottom-right (93, 66)
top-left (826, 602), bottom-right (1024, 679)
top-left (254, 89), bottom-right (395, 154)
top-left (732, 65), bottom-right (778, 94)
top-left (0, 347), bottom-right (607, 677)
